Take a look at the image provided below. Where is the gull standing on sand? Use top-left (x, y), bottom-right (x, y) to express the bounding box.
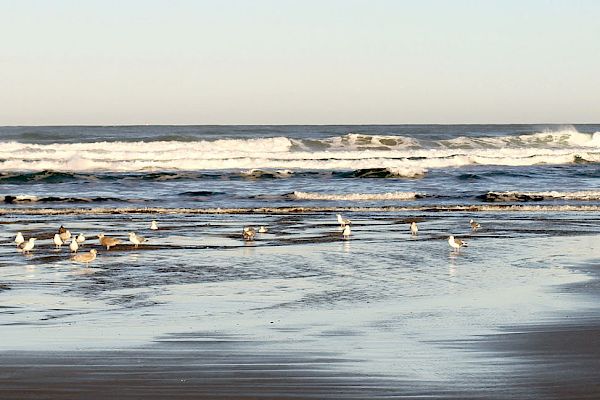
top-left (53, 234), bottom-right (64, 249)
top-left (243, 226), bottom-right (256, 241)
top-left (15, 232), bottom-right (24, 247)
top-left (20, 238), bottom-right (36, 253)
top-left (98, 234), bottom-right (120, 250)
top-left (342, 225), bottom-right (351, 240)
top-left (470, 219), bottom-right (481, 231)
top-left (448, 235), bottom-right (467, 252)
top-left (73, 249), bottom-right (97, 265)
top-left (70, 239), bottom-right (79, 253)
top-left (410, 222), bottom-right (418, 236)
top-left (337, 214), bottom-right (351, 227)
top-left (76, 233), bottom-right (86, 246)
top-left (129, 232), bottom-right (146, 248)
top-left (150, 220), bottom-right (159, 230)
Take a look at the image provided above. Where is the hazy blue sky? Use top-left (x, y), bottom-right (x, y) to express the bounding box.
top-left (1, 0), bottom-right (599, 125)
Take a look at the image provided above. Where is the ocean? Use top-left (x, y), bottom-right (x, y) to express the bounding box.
top-left (1, 125), bottom-right (600, 398)
top-left (1, 124), bottom-right (599, 210)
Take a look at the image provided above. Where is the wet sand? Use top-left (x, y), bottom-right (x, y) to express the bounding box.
top-left (2, 280), bottom-right (600, 399)
top-left (2, 316), bottom-right (600, 399)
top-left (0, 337), bottom-right (437, 400)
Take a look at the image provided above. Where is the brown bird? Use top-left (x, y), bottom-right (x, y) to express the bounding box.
top-left (97, 234), bottom-right (120, 250)
top-left (242, 226), bottom-right (256, 241)
top-left (72, 249), bottom-right (97, 265)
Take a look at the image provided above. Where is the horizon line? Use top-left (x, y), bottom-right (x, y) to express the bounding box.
top-left (1, 122), bottom-right (599, 128)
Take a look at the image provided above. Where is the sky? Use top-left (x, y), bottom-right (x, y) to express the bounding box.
top-left (0, 0), bottom-right (599, 125)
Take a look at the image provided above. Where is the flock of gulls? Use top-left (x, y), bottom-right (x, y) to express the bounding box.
top-left (11, 215), bottom-right (481, 266)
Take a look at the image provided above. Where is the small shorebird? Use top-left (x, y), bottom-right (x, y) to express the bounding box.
top-left (243, 226), bottom-right (256, 241)
top-left (129, 232), bottom-right (146, 248)
top-left (98, 234), bottom-right (120, 250)
top-left (59, 229), bottom-right (71, 242)
top-left (73, 249), bottom-right (97, 265)
top-left (410, 221), bottom-right (418, 236)
top-left (14, 232), bottom-right (24, 247)
top-left (337, 213), bottom-right (351, 227)
top-left (150, 220), bottom-right (159, 230)
top-left (469, 219), bottom-right (481, 231)
top-left (448, 235), bottom-right (467, 252)
top-left (69, 239), bottom-right (79, 253)
top-left (76, 233), bottom-right (86, 245)
top-left (53, 234), bottom-right (64, 249)
top-left (342, 225), bottom-right (351, 239)
top-left (258, 226), bottom-right (268, 233)
top-left (19, 238), bottom-right (36, 253)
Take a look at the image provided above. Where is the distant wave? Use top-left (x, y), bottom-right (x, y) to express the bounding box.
top-left (292, 191), bottom-right (423, 201)
top-left (3, 205), bottom-right (600, 215)
top-left (0, 128), bottom-right (598, 173)
top-left (1, 195), bottom-right (126, 204)
top-left (481, 191), bottom-right (600, 202)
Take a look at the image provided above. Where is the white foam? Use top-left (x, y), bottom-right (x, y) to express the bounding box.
top-left (292, 191), bottom-right (421, 201)
top-left (0, 128), bottom-right (598, 172)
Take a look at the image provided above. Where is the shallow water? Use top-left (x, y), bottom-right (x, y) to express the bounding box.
top-left (1, 210), bottom-right (599, 382)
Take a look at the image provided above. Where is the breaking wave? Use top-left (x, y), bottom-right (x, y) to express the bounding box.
top-left (292, 191), bottom-right (423, 201)
top-left (0, 128), bottom-right (598, 173)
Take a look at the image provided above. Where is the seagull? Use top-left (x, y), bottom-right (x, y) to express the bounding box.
top-left (128, 232), bottom-right (146, 248)
top-left (19, 238), bottom-right (36, 253)
top-left (14, 232), bottom-right (24, 247)
top-left (76, 233), bottom-right (86, 245)
top-left (448, 235), bottom-right (468, 252)
top-left (337, 214), bottom-right (351, 227)
top-left (150, 220), bottom-right (159, 230)
top-left (342, 225), bottom-right (351, 239)
top-left (98, 234), bottom-right (120, 250)
top-left (410, 221), bottom-right (418, 236)
top-left (69, 239), bottom-right (79, 253)
top-left (59, 229), bottom-right (71, 242)
top-left (258, 226), bottom-right (268, 233)
top-left (243, 226), bottom-right (256, 241)
top-left (72, 249), bottom-right (97, 265)
top-left (53, 233), bottom-right (64, 249)
top-left (469, 219), bottom-right (481, 231)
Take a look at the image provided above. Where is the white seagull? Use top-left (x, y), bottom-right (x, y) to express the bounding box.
top-left (70, 239), bottom-right (79, 253)
top-left (129, 232), bottom-right (146, 248)
top-left (20, 238), bottom-right (36, 253)
top-left (342, 225), bottom-right (351, 239)
top-left (53, 234), bottom-right (64, 249)
top-left (410, 222), bottom-right (418, 236)
top-left (337, 214), bottom-right (351, 227)
top-left (150, 220), bottom-right (159, 230)
top-left (448, 235), bottom-right (467, 252)
top-left (76, 233), bottom-right (86, 245)
top-left (15, 232), bottom-right (24, 247)
top-left (258, 226), bottom-right (268, 233)
top-left (470, 219), bottom-right (481, 231)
